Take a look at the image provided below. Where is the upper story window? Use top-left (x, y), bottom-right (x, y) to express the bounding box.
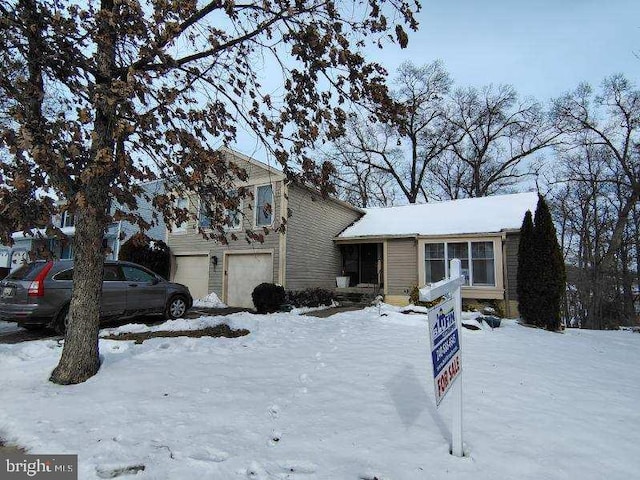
top-left (174, 197), bottom-right (189, 232)
top-left (60, 211), bottom-right (75, 228)
top-left (199, 190), bottom-right (243, 231)
top-left (198, 200), bottom-right (212, 229)
top-left (425, 240), bottom-right (495, 286)
top-left (255, 184), bottom-right (274, 227)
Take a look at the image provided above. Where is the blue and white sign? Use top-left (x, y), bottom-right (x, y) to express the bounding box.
top-left (428, 298), bottom-right (462, 406)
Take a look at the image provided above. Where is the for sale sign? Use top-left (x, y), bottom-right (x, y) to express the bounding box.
top-left (428, 298), bottom-right (461, 406)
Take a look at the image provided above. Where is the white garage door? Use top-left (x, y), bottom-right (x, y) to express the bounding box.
top-left (226, 253), bottom-right (273, 308)
top-left (173, 255), bottom-right (210, 300)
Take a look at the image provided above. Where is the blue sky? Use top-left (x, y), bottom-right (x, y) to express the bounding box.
top-left (233, 0), bottom-right (640, 162)
top-left (374, 0), bottom-right (640, 100)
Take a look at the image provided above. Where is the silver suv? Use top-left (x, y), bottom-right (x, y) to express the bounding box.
top-left (0, 260), bottom-right (193, 333)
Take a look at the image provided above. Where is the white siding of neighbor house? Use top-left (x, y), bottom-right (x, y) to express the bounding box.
top-left (285, 185), bottom-right (363, 291)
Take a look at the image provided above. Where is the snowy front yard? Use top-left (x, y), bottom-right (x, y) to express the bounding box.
top-left (1, 307), bottom-right (639, 479)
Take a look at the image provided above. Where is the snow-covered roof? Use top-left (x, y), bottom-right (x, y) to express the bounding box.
top-left (11, 226), bottom-right (77, 240)
top-left (338, 192), bottom-right (539, 239)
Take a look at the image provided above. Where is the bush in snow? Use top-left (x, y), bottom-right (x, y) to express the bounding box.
top-left (286, 288), bottom-right (336, 308)
top-left (252, 283), bottom-right (286, 313)
top-left (118, 233), bottom-right (171, 279)
top-left (533, 195), bottom-right (566, 331)
top-left (517, 209), bottom-right (538, 326)
top-left (517, 196), bottom-right (566, 330)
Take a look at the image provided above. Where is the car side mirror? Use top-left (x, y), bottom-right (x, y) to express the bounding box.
top-left (151, 278), bottom-right (160, 285)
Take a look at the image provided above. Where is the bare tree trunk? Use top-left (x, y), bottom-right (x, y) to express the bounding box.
top-left (50, 194), bottom-right (109, 384)
top-left (50, 0), bottom-right (117, 384)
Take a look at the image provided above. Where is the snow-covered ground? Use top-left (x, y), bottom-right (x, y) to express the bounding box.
top-left (1, 306), bottom-right (639, 480)
top-left (0, 320), bottom-right (21, 334)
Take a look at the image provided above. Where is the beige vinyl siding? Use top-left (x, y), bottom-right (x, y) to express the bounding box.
top-left (386, 238), bottom-right (418, 295)
top-left (168, 180), bottom-right (283, 300)
top-left (504, 232), bottom-right (520, 300)
top-left (285, 184), bottom-right (362, 291)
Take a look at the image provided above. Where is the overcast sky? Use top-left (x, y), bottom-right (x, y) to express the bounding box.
top-left (375, 0), bottom-right (640, 100)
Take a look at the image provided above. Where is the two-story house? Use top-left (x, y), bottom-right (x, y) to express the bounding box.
top-left (167, 148), bottom-right (537, 317)
top-left (167, 147), bottom-right (364, 308)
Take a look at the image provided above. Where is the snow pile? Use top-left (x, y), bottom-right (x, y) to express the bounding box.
top-left (99, 312), bottom-right (256, 337)
top-left (192, 292), bottom-right (227, 308)
top-left (1, 306), bottom-right (639, 479)
top-left (339, 192), bottom-right (538, 238)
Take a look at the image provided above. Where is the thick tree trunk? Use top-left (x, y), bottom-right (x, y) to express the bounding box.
top-left (50, 192), bottom-right (110, 384)
top-left (50, 0), bottom-right (117, 384)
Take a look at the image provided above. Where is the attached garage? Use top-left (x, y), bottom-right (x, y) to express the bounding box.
top-left (224, 251), bottom-right (273, 308)
top-left (173, 254), bottom-right (210, 300)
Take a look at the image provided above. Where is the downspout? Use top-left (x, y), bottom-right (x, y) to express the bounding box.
top-left (115, 220), bottom-right (122, 260)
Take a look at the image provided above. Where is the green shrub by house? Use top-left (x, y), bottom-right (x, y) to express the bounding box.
top-left (252, 283), bottom-right (286, 313)
top-left (286, 288), bottom-right (336, 308)
top-left (517, 210), bottom-right (538, 326)
top-left (533, 195), bottom-right (566, 331)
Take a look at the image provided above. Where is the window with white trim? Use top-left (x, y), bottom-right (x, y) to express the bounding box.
top-left (198, 200), bottom-right (212, 229)
top-left (174, 197), bottom-right (188, 232)
top-left (425, 240), bottom-right (495, 286)
top-left (255, 184), bottom-right (274, 227)
top-left (424, 243), bottom-right (445, 284)
top-left (199, 191), bottom-right (243, 231)
top-left (447, 242), bottom-right (470, 286)
top-left (224, 190), bottom-right (242, 230)
top-left (60, 211), bottom-right (75, 228)
top-left (471, 241), bottom-right (495, 285)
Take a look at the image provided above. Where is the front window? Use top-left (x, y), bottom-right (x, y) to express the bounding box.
top-left (425, 240), bottom-right (496, 287)
top-left (447, 242), bottom-right (470, 285)
top-left (425, 243), bottom-right (445, 284)
top-left (255, 184), bottom-right (274, 227)
top-left (471, 242), bottom-right (495, 285)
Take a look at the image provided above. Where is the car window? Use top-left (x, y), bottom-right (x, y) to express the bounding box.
top-left (103, 265), bottom-right (122, 281)
top-left (53, 269), bottom-right (74, 281)
top-left (122, 266), bottom-right (156, 283)
top-left (6, 263), bottom-right (45, 281)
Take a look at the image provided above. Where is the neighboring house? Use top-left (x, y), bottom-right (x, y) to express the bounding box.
top-left (0, 179), bottom-right (167, 273)
top-left (166, 147), bottom-right (363, 308)
top-left (335, 192), bottom-right (539, 316)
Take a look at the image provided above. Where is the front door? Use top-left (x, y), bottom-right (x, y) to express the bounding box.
top-left (360, 244), bottom-right (379, 284)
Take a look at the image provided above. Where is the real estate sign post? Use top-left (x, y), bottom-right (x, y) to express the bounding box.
top-left (420, 259), bottom-right (465, 457)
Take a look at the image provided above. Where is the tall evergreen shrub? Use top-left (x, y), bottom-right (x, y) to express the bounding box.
top-left (517, 210), bottom-right (537, 325)
top-left (533, 195), bottom-right (566, 331)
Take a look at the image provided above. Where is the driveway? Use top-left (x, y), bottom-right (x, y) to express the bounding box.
top-left (0, 307), bottom-right (249, 344)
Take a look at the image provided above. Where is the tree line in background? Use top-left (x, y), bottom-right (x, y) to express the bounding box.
top-left (327, 62), bottom-right (639, 329)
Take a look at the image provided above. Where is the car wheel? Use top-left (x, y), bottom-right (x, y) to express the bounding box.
top-left (53, 305), bottom-right (71, 335)
top-left (165, 295), bottom-right (187, 320)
